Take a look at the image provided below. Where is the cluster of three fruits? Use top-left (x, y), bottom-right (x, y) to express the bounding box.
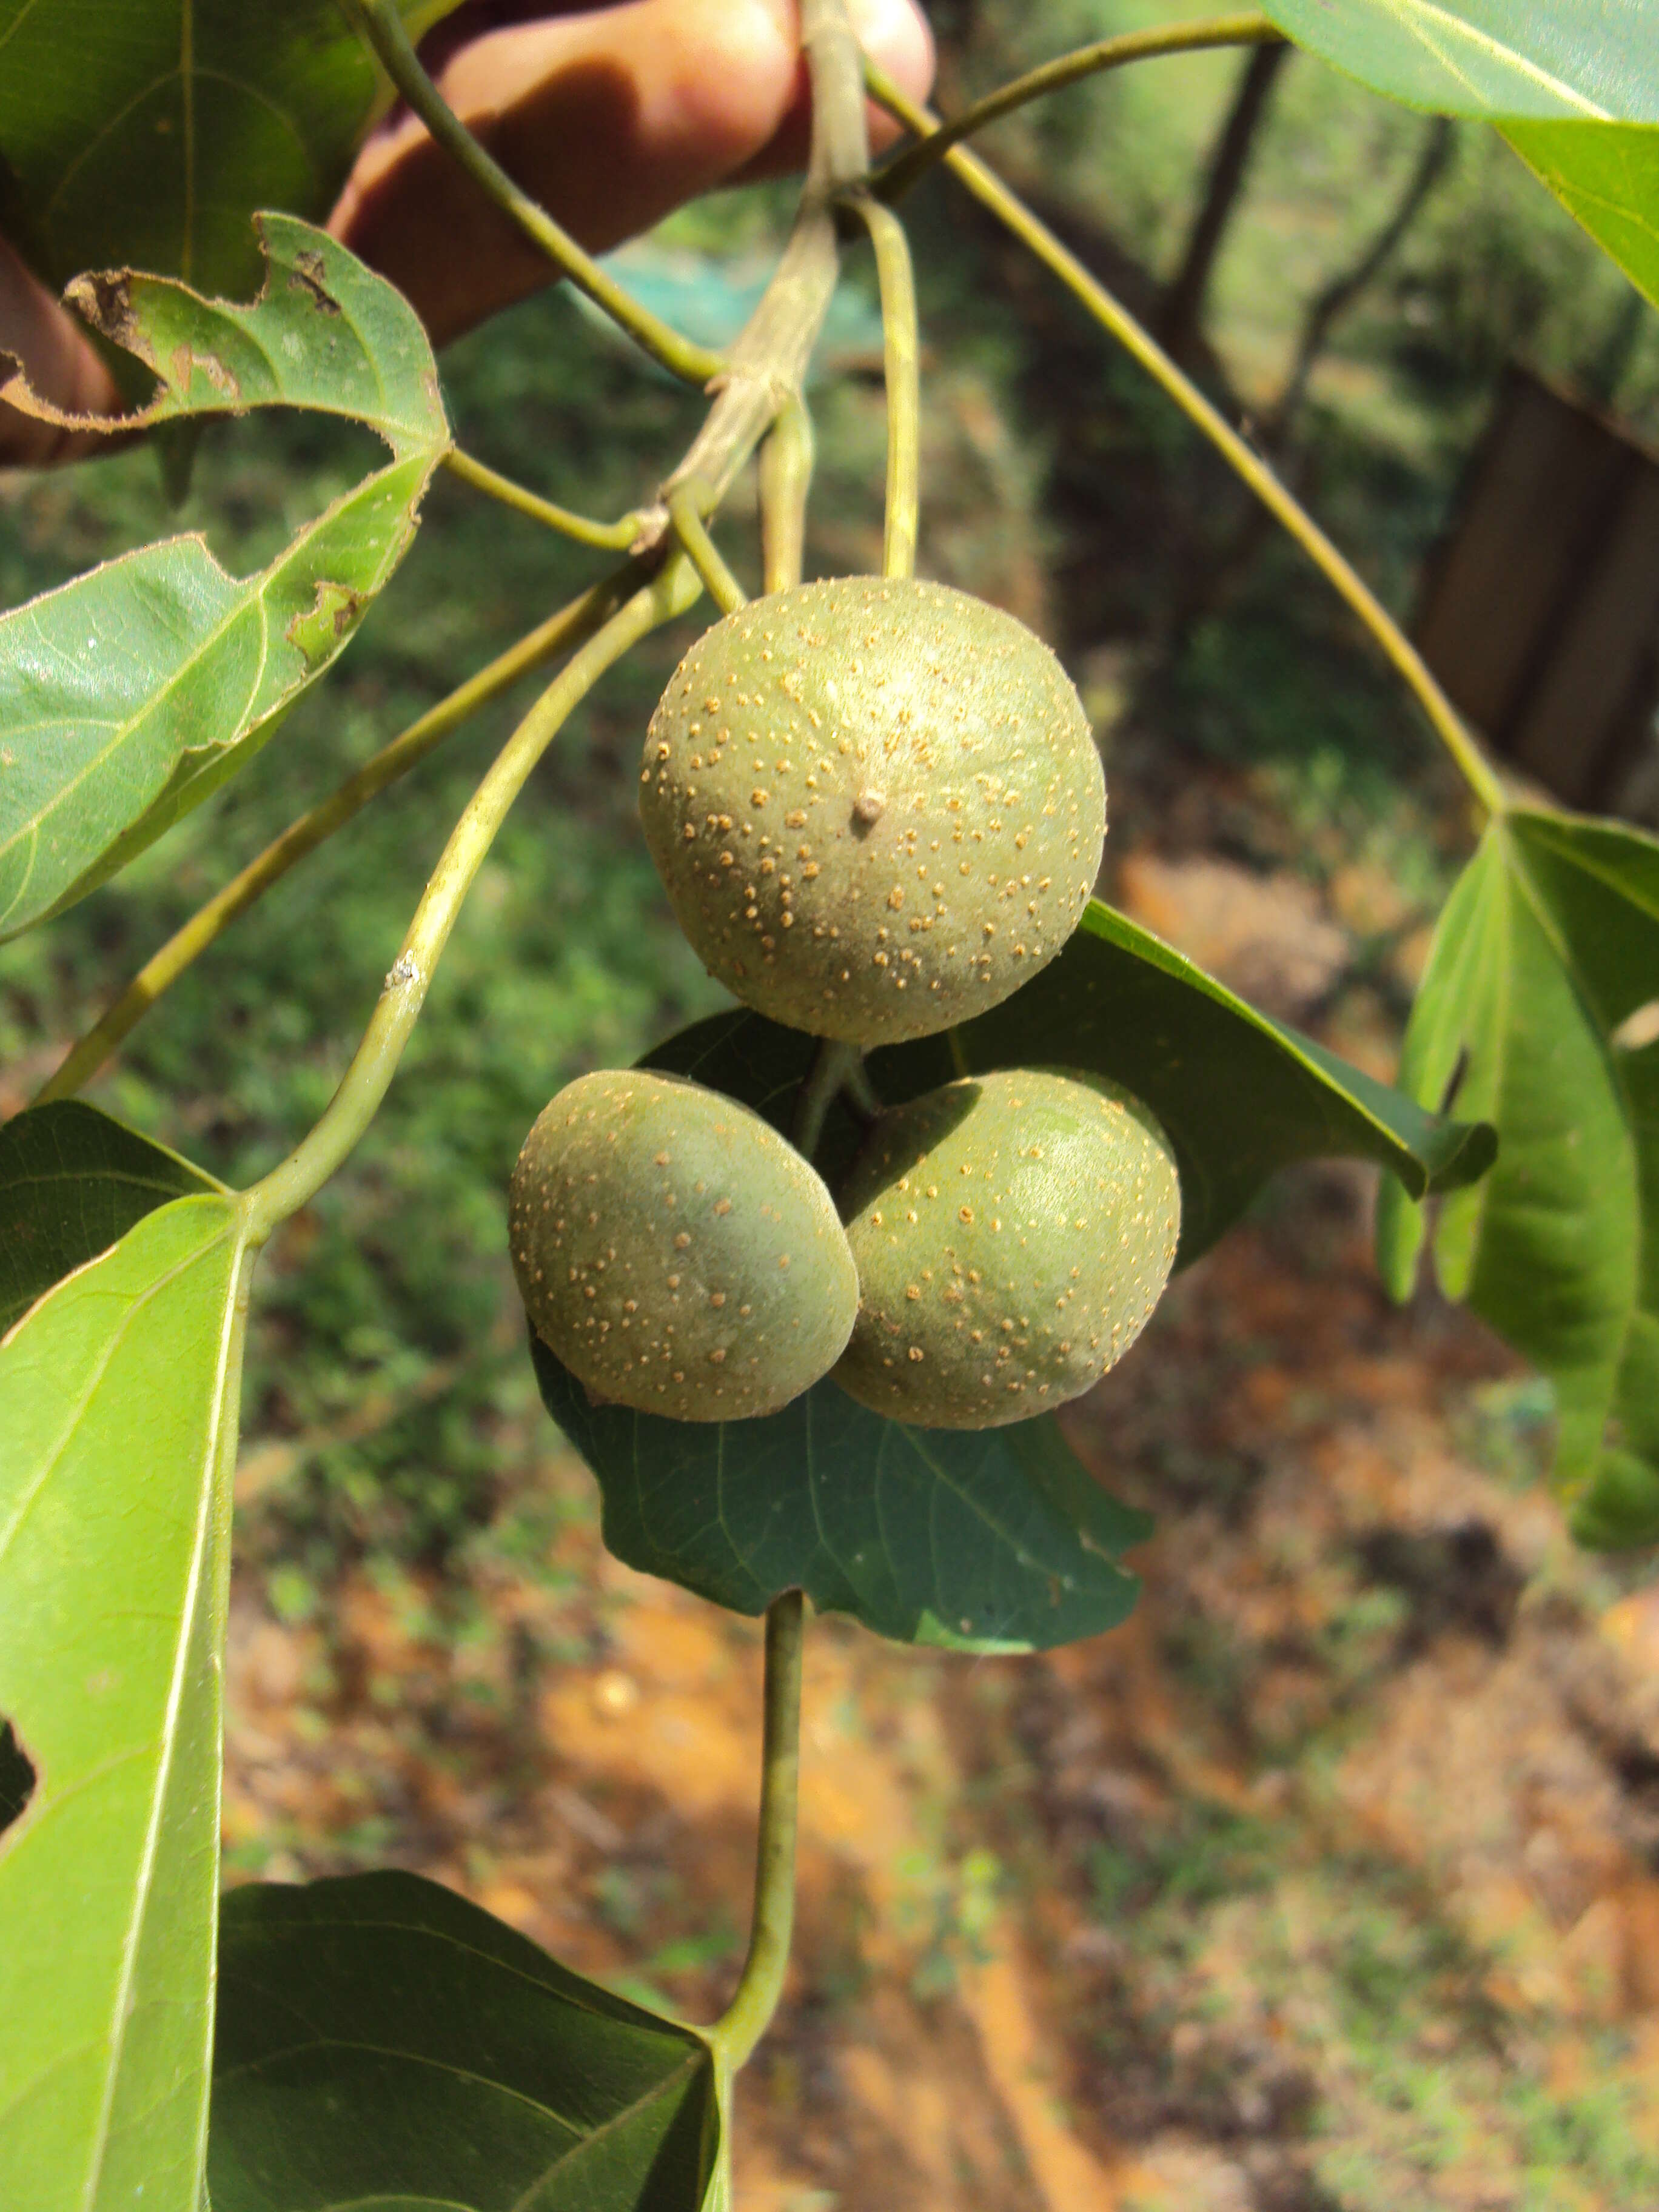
top-left (509, 577), bottom-right (1180, 1432)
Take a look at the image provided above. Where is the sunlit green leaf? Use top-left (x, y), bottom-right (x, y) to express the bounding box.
top-left (0, 220), bottom-right (449, 942)
top-left (0, 1099), bottom-right (221, 1333)
top-left (1378, 809), bottom-right (1659, 1545)
top-left (534, 1346), bottom-right (1148, 1652)
top-left (211, 1870), bottom-right (719, 2212)
top-left (1264, 2), bottom-right (1659, 306)
top-left (1503, 120), bottom-right (1659, 309)
top-left (0, 1193), bottom-right (251, 2212)
top-left (0, 2), bottom-right (463, 297)
top-left (1263, 0), bottom-right (1657, 121)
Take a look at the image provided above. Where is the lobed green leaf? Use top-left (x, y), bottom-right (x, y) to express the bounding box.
top-left (0, 1193), bottom-right (251, 2212)
top-left (0, 1099), bottom-right (223, 1333)
top-left (0, 2), bottom-right (462, 298)
top-left (1378, 809), bottom-right (1659, 1546)
top-left (210, 1869), bottom-right (719, 2212)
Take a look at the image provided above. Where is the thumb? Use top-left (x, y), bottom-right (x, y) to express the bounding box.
top-left (0, 234), bottom-right (121, 467)
top-left (331, 0), bottom-right (934, 349)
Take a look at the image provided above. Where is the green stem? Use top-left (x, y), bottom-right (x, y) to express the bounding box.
top-left (874, 16), bottom-right (1282, 203)
top-left (668, 483), bottom-right (749, 614)
top-left (790, 1037), bottom-right (867, 1158)
top-left (845, 193), bottom-right (920, 580)
top-left (442, 447), bottom-right (645, 550)
top-left (241, 557), bottom-right (702, 1242)
top-left (865, 64), bottom-right (1506, 817)
top-left (710, 1590), bottom-right (805, 2076)
top-left (34, 571), bottom-right (643, 1104)
top-left (758, 397), bottom-right (816, 596)
top-left (339, 0), bottom-right (723, 387)
top-left (662, 0), bottom-right (871, 518)
top-left (842, 1055), bottom-right (882, 1121)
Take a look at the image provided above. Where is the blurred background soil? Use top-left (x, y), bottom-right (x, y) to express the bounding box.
top-left (215, 1185), bottom-right (1659, 2211)
top-left (7, 4), bottom-right (1659, 2202)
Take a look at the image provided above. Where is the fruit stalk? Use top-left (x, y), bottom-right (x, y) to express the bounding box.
top-left (791, 1037), bottom-right (871, 1158)
top-left (244, 555), bottom-right (702, 1242)
top-left (759, 397), bottom-right (816, 596)
top-left (711, 1589), bottom-right (805, 2074)
top-left (844, 192), bottom-right (921, 580)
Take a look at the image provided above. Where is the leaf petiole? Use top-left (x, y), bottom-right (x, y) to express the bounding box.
top-left (441, 447), bottom-right (646, 550)
top-left (242, 555), bottom-right (703, 1243)
top-left (34, 569), bottom-right (648, 1104)
top-left (667, 484), bottom-right (749, 614)
top-left (708, 1590), bottom-right (805, 2077)
top-left (865, 61), bottom-right (1507, 819)
top-left (843, 192), bottom-right (921, 580)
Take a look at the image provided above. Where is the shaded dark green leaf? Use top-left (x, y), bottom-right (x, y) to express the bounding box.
top-left (1378, 809), bottom-right (1659, 1546)
top-left (0, 2), bottom-right (461, 297)
top-left (649, 900), bottom-right (1494, 1266)
top-left (211, 1870), bottom-right (718, 2212)
top-left (533, 1343), bottom-right (1148, 1652)
top-left (0, 1099), bottom-right (221, 1333)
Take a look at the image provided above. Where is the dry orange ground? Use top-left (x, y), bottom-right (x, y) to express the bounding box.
top-left (223, 1177), bottom-right (1659, 2210)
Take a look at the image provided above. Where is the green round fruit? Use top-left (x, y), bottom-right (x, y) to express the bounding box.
top-left (509, 1069), bottom-right (858, 1422)
top-left (833, 1067), bottom-right (1179, 1429)
top-left (640, 576), bottom-right (1105, 1046)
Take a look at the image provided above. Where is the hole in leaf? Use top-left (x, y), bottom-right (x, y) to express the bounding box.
top-left (0, 1719), bottom-right (36, 1837)
top-left (1612, 999), bottom-right (1659, 1053)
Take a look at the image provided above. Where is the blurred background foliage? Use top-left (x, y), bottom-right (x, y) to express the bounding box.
top-left (8, 5), bottom-right (1659, 2202)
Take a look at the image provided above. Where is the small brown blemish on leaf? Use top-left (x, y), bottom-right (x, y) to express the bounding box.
top-left (289, 249), bottom-right (341, 315)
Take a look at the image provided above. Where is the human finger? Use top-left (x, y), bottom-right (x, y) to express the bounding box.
top-left (0, 234), bottom-right (121, 466)
top-left (330, 0), bottom-right (935, 348)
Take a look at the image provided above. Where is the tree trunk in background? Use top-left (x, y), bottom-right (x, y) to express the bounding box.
top-left (1159, 42), bottom-right (1290, 366)
top-left (1269, 115), bottom-right (1456, 440)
